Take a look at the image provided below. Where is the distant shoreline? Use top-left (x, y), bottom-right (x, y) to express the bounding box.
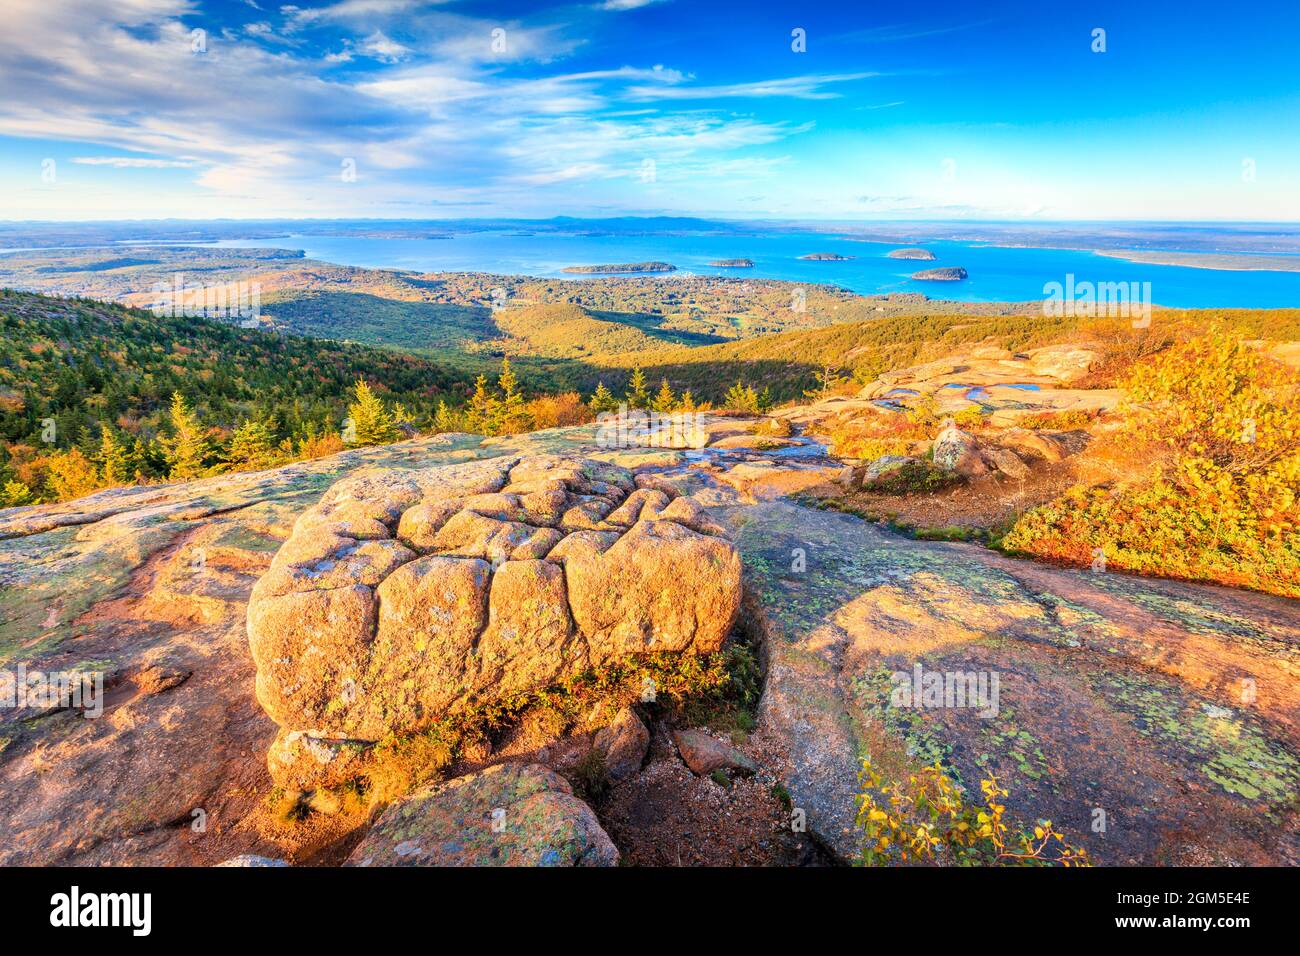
top-left (1093, 249), bottom-right (1300, 273)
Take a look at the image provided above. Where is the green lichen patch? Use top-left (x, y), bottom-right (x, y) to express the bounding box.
top-left (1090, 672), bottom-right (1299, 804)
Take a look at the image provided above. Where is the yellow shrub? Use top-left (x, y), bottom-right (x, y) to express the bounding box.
top-left (1002, 329), bottom-right (1300, 597)
top-left (39, 449), bottom-right (102, 502)
top-left (834, 436), bottom-right (913, 462)
top-left (952, 405), bottom-right (987, 430)
top-left (856, 758), bottom-right (1089, 866)
top-left (1016, 409), bottom-right (1096, 430)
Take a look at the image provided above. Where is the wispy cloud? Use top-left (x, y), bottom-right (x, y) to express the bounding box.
top-left (832, 19), bottom-right (995, 44)
top-left (601, 0), bottom-right (668, 10)
top-left (72, 156), bottom-right (196, 167)
top-left (625, 72), bottom-right (878, 101)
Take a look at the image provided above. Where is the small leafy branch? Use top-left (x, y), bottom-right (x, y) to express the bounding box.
top-left (855, 758), bottom-right (1090, 867)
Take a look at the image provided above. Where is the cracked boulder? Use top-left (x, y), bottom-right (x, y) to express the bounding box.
top-left (246, 454), bottom-right (741, 788)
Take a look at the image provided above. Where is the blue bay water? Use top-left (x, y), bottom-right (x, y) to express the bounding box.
top-left (211, 231), bottom-right (1300, 308)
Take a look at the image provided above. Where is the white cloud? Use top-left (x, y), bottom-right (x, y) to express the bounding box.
top-left (0, 0), bottom-right (832, 216)
top-left (601, 0), bottom-right (668, 10)
top-left (359, 30), bottom-right (411, 63)
top-left (287, 0), bottom-right (428, 26)
top-left (72, 156), bottom-right (195, 167)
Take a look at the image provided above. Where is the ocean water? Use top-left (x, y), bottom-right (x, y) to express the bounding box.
top-left (210, 230), bottom-right (1300, 308)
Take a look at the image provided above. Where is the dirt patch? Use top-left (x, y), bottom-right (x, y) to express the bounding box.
top-left (595, 720), bottom-right (828, 866)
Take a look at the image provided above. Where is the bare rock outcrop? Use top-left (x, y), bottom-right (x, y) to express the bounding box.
top-left (246, 454), bottom-right (742, 789)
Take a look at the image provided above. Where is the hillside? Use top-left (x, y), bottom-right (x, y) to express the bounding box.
top-left (0, 289), bottom-right (477, 495)
top-left (586, 306), bottom-right (1300, 400)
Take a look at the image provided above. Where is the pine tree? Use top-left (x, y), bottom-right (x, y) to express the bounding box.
top-left (589, 381), bottom-right (618, 414)
top-left (97, 424), bottom-right (132, 486)
top-left (161, 392), bottom-right (209, 480)
top-left (227, 418), bottom-right (277, 470)
top-left (464, 374), bottom-right (498, 436)
top-left (625, 367), bottom-right (650, 409)
top-left (433, 400), bottom-right (459, 433)
top-left (723, 379), bottom-right (759, 413)
top-left (678, 390), bottom-right (697, 413)
top-left (804, 362), bottom-right (847, 401)
top-left (347, 379), bottom-right (399, 446)
top-left (495, 358), bottom-right (530, 435)
top-left (391, 402), bottom-right (415, 431)
top-left (131, 436), bottom-right (163, 482)
top-left (758, 385), bottom-right (774, 413)
top-left (652, 378), bottom-right (677, 413)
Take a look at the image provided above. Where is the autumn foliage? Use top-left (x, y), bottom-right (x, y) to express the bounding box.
top-left (1002, 330), bottom-right (1300, 597)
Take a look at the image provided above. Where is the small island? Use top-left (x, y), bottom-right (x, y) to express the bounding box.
top-left (911, 267), bottom-right (969, 281)
top-left (798, 252), bottom-right (855, 261)
top-left (887, 248), bottom-right (937, 261)
top-left (561, 261), bottom-right (677, 274)
top-left (709, 258), bottom-right (754, 268)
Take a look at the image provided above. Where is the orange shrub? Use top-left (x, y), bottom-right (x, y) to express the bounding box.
top-left (1002, 330), bottom-right (1300, 597)
top-left (525, 392), bottom-right (593, 430)
top-left (298, 431), bottom-right (346, 460)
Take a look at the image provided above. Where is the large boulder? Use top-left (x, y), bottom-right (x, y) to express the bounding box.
top-left (564, 518), bottom-right (742, 666)
top-left (246, 454), bottom-right (741, 788)
top-left (986, 447), bottom-right (1030, 480)
top-left (931, 421), bottom-right (988, 478)
top-left (346, 763), bottom-right (618, 867)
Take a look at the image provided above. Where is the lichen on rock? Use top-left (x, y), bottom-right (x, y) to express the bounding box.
top-left (246, 454), bottom-right (742, 789)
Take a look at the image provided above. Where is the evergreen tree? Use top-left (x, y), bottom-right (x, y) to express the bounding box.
top-left (464, 374), bottom-right (499, 436)
top-left (625, 367), bottom-right (650, 409)
top-left (803, 362), bottom-right (848, 401)
top-left (160, 392), bottom-right (209, 480)
top-left (227, 417), bottom-right (277, 470)
top-left (758, 385), bottom-right (774, 413)
top-left (433, 399), bottom-right (459, 433)
top-left (652, 378), bottom-right (677, 413)
top-left (723, 379), bottom-right (760, 413)
top-left (678, 390), bottom-right (697, 413)
top-left (391, 402), bottom-right (415, 431)
top-left (97, 424), bottom-right (132, 486)
top-left (132, 436), bottom-right (163, 482)
top-left (346, 379), bottom-right (399, 446)
top-left (589, 381), bottom-right (618, 414)
top-left (494, 358), bottom-right (530, 435)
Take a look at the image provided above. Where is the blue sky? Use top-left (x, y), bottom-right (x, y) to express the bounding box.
top-left (2, 0), bottom-right (1298, 221)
